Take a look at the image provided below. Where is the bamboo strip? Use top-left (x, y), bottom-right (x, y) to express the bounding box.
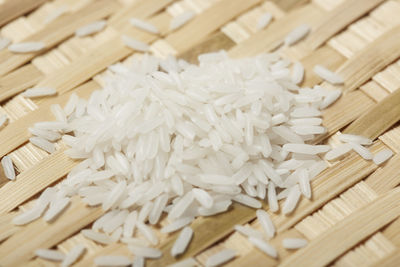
top-left (0, 64), bottom-right (43, 102)
top-left (334, 25), bottom-right (400, 93)
top-left (370, 249), bottom-right (400, 267)
top-left (179, 31), bottom-right (236, 63)
top-left (0, 81), bottom-right (99, 159)
top-left (166, 0), bottom-right (261, 54)
top-left (0, 0), bottom-right (48, 27)
top-left (343, 88), bottom-right (400, 140)
top-left (0, 0), bottom-right (120, 76)
top-left (300, 45), bottom-right (346, 87)
top-left (365, 154), bottom-right (400, 195)
top-left (304, 0), bottom-right (385, 50)
top-left (294, 182), bottom-right (379, 240)
top-left (313, 90), bottom-right (375, 143)
top-left (271, 0), bottom-right (310, 11)
top-left (272, 143), bottom-right (382, 233)
top-left (228, 4), bottom-right (323, 58)
top-left (279, 187), bottom-right (400, 267)
top-left (0, 197), bottom-right (103, 266)
top-left (382, 216), bottom-right (400, 247)
top-left (0, 148), bottom-right (76, 213)
top-left (333, 232), bottom-right (396, 267)
top-left (108, 0), bottom-right (174, 29)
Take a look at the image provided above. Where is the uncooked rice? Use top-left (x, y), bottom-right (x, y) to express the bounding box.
top-left (338, 134), bottom-right (372, 145)
top-left (75, 20), bottom-right (107, 37)
top-left (170, 11), bottom-right (195, 31)
top-left (0, 113), bottom-right (8, 128)
top-left (35, 249), bottom-right (65, 261)
top-left (373, 149), bottom-right (393, 165)
top-left (206, 249), bottom-right (236, 267)
top-left (44, 5), bottom-right (68, 24)
top-left (29, 136), bottom-right (56, 153)
top-left (22, 87), bottom-right (57, 98)
top-left (20, 51), bottom-right (343, 265)
top-left (234, 224), bottom-right (263, 238)
top-left (8, 41), bottom-right (45, 53)
top-left (128, 244), bottom-right (162, 259)
top-left (284, 24), bottom-right (310, 46)
top-left (248, 237), bottom-right (277, 258)
top-left (132, 256), bottom-right (145, 267)
top-left (282, 238), bottom-right (308, 249)
top-left (257, 12), bottom-right (272, 30)
top-left (1, 155), bottom-right (15, 180)
top-left (61, 244), bottom-right (86, 267)
top-left (313, 65), bottom-right (344, 85)
top-left (256, 209), bottom-right (275, 238)
top-left (0, 37), bottom-right (11, 50)
top-left (121, 35), bottom-right (149, 52)
top-left (348, 142), bottom-right (373, 160)
top-left (171, 226), bottom-right (193, 257)
top-left (94, 255), bottom-right (131, 266)
top-left (325, 144), bottom-right (352, 161)
top-left (130, 17), bottom-right (159, 34)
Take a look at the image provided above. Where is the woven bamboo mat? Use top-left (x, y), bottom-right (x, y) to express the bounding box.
top-left (1, 0), bottom-right (400, 266)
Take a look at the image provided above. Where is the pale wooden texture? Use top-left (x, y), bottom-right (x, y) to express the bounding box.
top-left (0, 0), bottom-right (49, 27)
top-left (1, 0), bottom-right (400, 266)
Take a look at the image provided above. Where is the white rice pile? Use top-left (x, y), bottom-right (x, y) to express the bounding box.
top-left (75, 20), bottom-right (107, 37)
top-left (170, 11), bottom-right (195, 31)
top-left (8, 42), bottom-right (45, 53)
top-left (15, 51), bottom-right (355, 264)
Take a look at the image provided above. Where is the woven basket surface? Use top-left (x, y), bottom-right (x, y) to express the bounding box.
top-left (1, 0), bottom-right (400, 266)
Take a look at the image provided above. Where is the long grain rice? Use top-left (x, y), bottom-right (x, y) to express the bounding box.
top-left (373, 149), bottom-right (393, 165)
top-left (8, 42), bottom-right (45, 53)
top-left (1, 155), bottom-right (15, 180)
top-left (75, 20), bottom-right (106, 37)
top-left (206, 249), bottom-right (236, 267)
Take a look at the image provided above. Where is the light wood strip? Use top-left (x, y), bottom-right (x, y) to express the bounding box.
top-left (166, 0), bottom-right (261, 54)
top-left (0, 197), bottom-right (102, 266)
top-left (304, 0), bottom-right (385, 50)
top-left (383, 216), bottom-right (400, 247)
top-left (0, 64), bottom-right (43, 102)
top-left (0, 81), bottom-right (100, 159)
top-left (370, 249), bottom-right (400, 267)
top-left (365, 154), bottom-right (400, 195)
top-left (0, 0), bottom-right (121, 76)
top-left (313, 90), bottom-right (375, 143)
top-left (301, 45), bottom-right (346, 87)
top-left (272, 142), bottom-right (382, 233)
top-left (270, 0), bottom-right (310, 11)
top-left (109, 0), bottom-right (174, 29)
top-left (334, 25), bottom-right (400, 93)
top-left (280, 187), bottom-right (400, 267)
top-left (344, 88), bottom-right (400, 140)
top-left (0, 148), bottom-right (76, 213)
top-left (0, 0), bottom-right (48, 27)
top-left (179, 31), bottom-right (236, 63)
top-left (228, 4), bottom-right (323, 58)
